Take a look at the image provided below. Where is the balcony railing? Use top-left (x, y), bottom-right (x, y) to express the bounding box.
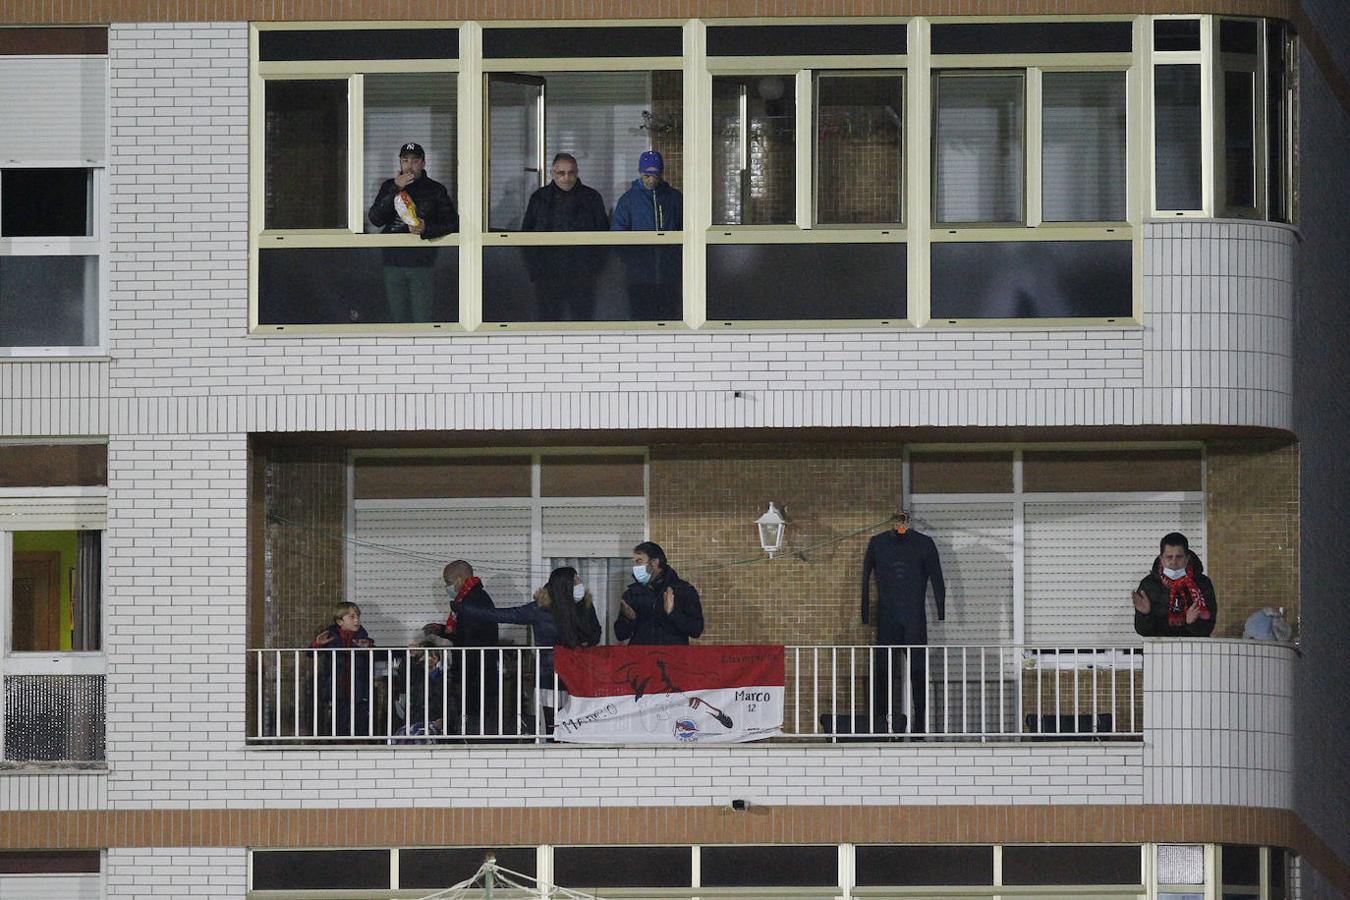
top-left (247, 644), bottom-right (1143, 745)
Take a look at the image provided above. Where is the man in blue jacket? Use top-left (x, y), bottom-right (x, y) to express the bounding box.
top-left (611, 151), bottom-right (683, 321)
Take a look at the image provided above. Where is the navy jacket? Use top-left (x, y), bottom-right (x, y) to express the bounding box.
top-left (615, 566), bottom-right (703, 645)
top-left (611, 178), bottom-right (682, 232)
top-left (861, 529), bottom-right (946, 642)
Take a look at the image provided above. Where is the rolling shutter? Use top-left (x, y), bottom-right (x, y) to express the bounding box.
top-left (351, 505), bottom-right (533, 643)
top-left (0, 57), bottom-right (107, 162)
top-left (0, 490), bottom-right (106, 531)
top-left (910, 502), bottom-right (1015, 644)
top-left (1024, 497), bottom-right (1205, 644)
top-left (540, 504), bottom-right (645, 558)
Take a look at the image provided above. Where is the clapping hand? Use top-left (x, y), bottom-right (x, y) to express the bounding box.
top-left (1131, 589), bottom-right (1149, 614)
top-left (619, 599), bottom-right (636, 620)
top-left (663, 587), bottom-right (675, 615)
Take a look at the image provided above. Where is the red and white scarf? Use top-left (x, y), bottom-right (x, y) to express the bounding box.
top-left (1160, 565), bottom-right (1210, 628)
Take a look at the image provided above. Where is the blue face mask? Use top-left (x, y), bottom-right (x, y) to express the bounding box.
top-left (1163, 567), bottom-right (1187, 580)
top-left (632, 564), bottom-right (651, 584)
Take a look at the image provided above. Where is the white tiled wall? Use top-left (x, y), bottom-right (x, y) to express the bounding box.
top-left (106, 847), bottom-right (246, 898)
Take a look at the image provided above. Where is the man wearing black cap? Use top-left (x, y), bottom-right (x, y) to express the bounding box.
top-left (368, 142), bottom-right (459, 323)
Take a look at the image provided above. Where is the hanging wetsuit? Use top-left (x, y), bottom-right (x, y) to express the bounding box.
top-left (861, 528), bottom-right (946, 733)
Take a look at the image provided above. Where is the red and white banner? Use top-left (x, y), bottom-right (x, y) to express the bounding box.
top-left (553, 645), bottom-right (784, 744)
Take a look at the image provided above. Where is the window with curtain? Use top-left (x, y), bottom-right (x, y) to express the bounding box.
top-left (933, 72), bottom-right (1025, 225)
top-left (1042, 71), bottom-right (1127, 222)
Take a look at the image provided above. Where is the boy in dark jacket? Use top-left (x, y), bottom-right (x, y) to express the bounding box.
top-left (616, 541), bottom-right (703, 645)
top-left (1132, 532), bottom-right (1218, 637)
top-left (311, 601), bottom-right (376, 736)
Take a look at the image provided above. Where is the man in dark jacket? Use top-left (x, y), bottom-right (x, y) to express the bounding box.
top-left (610, 150), bottom-right (683, 321)
top-left (367, 141), bottom-right (459, 323)
top-left (426, 560), bottom-right (499, 728)
top-left (861, 512), bottom-right (946, 734)
top-left (1132, 532), bottom-right (1218, 637)
top-left (616, 541), bottom-right (703, 645)
top-left (521, 152), bottom-right (609, 321)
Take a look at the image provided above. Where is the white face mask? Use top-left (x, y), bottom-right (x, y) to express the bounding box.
top-left (632, 564), bottom-right (651, 584)
top-left (572, 584), bottom-right (586, 601)
top-left (1163, 566), bottom-right (1187, 580)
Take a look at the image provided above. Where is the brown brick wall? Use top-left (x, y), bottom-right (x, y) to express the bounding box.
top-left (648, 441), bottom-right (903, 647)
top-left (1205, 439), bottom-right (1299, 638)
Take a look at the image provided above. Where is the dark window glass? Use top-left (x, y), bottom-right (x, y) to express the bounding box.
top-left (1269, 848), bottom-right (1288, 900)
top-left (1154, 64), bottom-right (1203, 210)
top-left (707, 242), bottom-right (905, 320)
top-left (553, 847), bottom-right (690, 888)
top-left (1221, 844), bottom-right (1260, 895)
top-left (400, 848), bottom-right (536, 889)
top-left (481, 244), bottom-right (680, 322)
top-left (713, 75), bottom-right (796, 226)
top-left (855, 845), bottom-right (993, 886)
top-left (3, 675), bottom-right (105, 761)
top-left (1, 168), bottom-right (90, 237)
top-left (1002, 845), bottom-right (1141, 885)
top-left (1267, 22), bottom-right (1292, 222)
top-left (708, 24), bottom-right (905, 56)
top-left (251, 850), bottom-right (389, 890)
top-left (258, 247), bottom-right (458, 325)
top-left (483, 27), bottom-right (681, 58)
top-left (1223, 70), bottom-right (1257, 209)
top-left (931, 22), bottom-right (1131, 54)
top-left (264, 80), bottom-right (347, 230)
top-left (0, 255), bottom-right (98, 347)
top-left (701, 845), bottom-right (837, 887)
top-left (930, 240), bottom-right (1132, 319)
top-left (1220, 19), bottom-right (1260, 55)
top-left (0, 851), bottom-right (101, 873)
top-left (1154, 19), bottom-right (1201, 52)
top-left (259, 28), bottom-right (457, 61)
top-left (815, 74), bottom-right (904, 225)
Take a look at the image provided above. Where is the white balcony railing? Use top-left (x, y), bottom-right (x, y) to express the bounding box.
top-left (247, 644), bottom-right (1143, 745)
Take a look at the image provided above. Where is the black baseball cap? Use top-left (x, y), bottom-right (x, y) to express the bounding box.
top-left (399, 142), bottom-right (425, 158)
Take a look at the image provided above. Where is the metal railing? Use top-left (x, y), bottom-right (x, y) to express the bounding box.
top-left (246, 644), bottom-right (1144, 745)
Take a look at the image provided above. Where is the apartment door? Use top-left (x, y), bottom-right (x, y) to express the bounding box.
top-left (11, 551), bottom-right (60, 652)
top-left (486, 73), bottom-right (546, 231)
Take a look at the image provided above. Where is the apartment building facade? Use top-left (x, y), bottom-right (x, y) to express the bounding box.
top-left (1, 0), bottom-right (1348, 897)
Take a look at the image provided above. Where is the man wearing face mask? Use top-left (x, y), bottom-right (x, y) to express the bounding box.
top-left (1132, 532), bottom-right (1218, 637)
top-left (616, 541), bottom-right (704, 645)
top-left (425, 559), bottom-right (499, 726)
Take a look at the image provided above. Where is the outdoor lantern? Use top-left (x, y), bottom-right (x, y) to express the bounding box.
top-left (756, 502), bottom-right (786, 558)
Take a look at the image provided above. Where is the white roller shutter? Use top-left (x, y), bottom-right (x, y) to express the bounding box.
top-left (544, 72), bottom-right (652, 215)
top-left (540, 504), bottom-right (645, 558)
top-left (910, 502), bottom-right (1015, 644)
top-left (0, 874), bottom-right (101, 899)
top-left (351, 505), bottom-right (533, 643)
top-left (1024, 497), bottom-right (1205, 644)
top-left (0, 57), bottom-right (107, 162)
top-left (0, 489), bottom-right (106, 531)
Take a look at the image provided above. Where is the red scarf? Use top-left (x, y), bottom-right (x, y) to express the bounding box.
top-left (443, 576), bottom-right (482, 635)
top-left (1160, 565), bottom-right (1210, 628)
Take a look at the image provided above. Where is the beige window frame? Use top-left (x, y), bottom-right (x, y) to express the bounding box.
top-left (1148, 15), bottom-right (1213, 218)
top-left (1214, 16), bottom-right (1266, 221)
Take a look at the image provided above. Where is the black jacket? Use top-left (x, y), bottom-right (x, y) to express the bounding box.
top-left (457, 596), bottom-right (602, 688)
top-left (521, 181), bottom-right (608, 233)
top-left (615, 566), bottom-right (704, 645)
top-left (1134, 551), bottom-right (1218, 637)
top-left (452, 581), bottom-right (499, 702)
top-left (368, 172), bottom-right (459, 266)
top-left (861, 529), bottom-right (946, 641)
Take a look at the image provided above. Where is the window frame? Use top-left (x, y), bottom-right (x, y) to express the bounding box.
top-left (1148, 14), bottom-right (1213, 218)
top-left (1214, 17), bottom-right (1266, 220)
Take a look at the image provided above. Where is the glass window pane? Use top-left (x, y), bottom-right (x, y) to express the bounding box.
top-left (553, 847), bottom-right (691, 888)
top-left (1223, 69), bottom-right (1257, 209)
top-left (1002, 845), bottom-right (1141, 885)
top-left (931, 22), bottom-right (1131, 54)
top-left (251, 850), bottom-right (389, 890)
top-left (259, 28), bottom-right (457, 61)
top-left (1221, 844), bottom-right (1260, 892)
top-left (482, 243), bottom-right (680, 322)
top-left (815, 74), bottom-right (903, 225)
top-left (1158, 844), bottom-right (1206, 885)
top-left (1, 168), bottom-right (90, 237)
top-left (1154, 19), bottom-right (1201, 52)
top-left (264, 80), bottom-right (347, 229)
top-left (713, 75), bottom-right (796, 225)
top-left (1267, 23), bottom-right (1291, 222)
top-left (934, 73), bottom-right (1024, 224)
top-left (1154, 64), bottom-right (1203, 210)
top-left (400, 848), bottom-right (535, 889)
top-left (1269, 848), bottom-right (1288, 900)
top-left (707, 242), bottom-right (905, 320)
top-left (930, 240), bottom-right (1132, 319)
top-left (708, 24), bottom-right (906, 56)
top-left (10, 529), bottom-right (98, 652)
top-left (0, 255), bottom-right (99, 347)
top-left (3, 674), bottom-right (104, 761)
top-left (701, 845), bottom-right (837, 887)
top-left (364, 73), bottom-right (457, 230)
top-left (855, 845), bottom-right (993, 886)
top-left (1220, 19), bottom-right (1260, 54)
top-left (484, 26), bottom-right (681, 58)
top-left (258, 246), bottom-right (458, 325)
top-left (1042, 72), bottom-right (1127, 222)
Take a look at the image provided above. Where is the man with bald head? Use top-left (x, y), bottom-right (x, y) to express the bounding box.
top-left (425, 559), bottom-right (499, 727)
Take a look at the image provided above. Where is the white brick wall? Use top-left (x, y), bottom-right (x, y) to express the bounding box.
top-left (106, 847), bottom-right (246, 898)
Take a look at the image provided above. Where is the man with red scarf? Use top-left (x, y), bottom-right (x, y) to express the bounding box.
top-left (1132, 532), bottom-right (1218, 637)
top-left (424, 560), bottom-right (499, 728)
